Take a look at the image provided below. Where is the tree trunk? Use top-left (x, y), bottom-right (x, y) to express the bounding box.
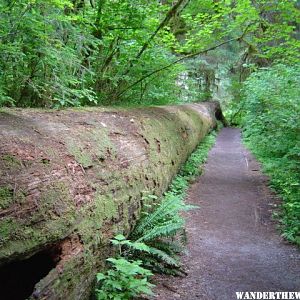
top-left (0, 102), bottom-right (220, 300)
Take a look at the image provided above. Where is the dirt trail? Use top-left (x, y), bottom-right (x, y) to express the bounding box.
top-left (154, 128), bottom-right (300, 300)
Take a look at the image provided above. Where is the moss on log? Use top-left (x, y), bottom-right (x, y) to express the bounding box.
top-left (0, 103), bottom-right (219, 299)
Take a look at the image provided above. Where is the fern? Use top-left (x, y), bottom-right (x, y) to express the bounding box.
top-left (127, 193), bottom-right (190, 274)
top-left (136, 219), bottom-right (184, 242)
top-left (141, 256), bottom-right (184, 276)
top-left (131, 197), bottom-right (178, 236)
top-left (144, 246), bottom-right (180, 267)
top-left (124, 192), bottom-right (187, 274)
top-left (148, 239), bottom-right (185, 256)
top-left (132, 193), bottom-right (196, 244)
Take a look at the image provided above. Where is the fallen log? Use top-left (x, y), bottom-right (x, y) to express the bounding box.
top-left (0, 102), bottom-right (220, 300)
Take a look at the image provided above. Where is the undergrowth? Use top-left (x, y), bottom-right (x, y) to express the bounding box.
top-left (243, 138), bottom-right (300, 246)
top-left (95, 131), bottom-right (217, 299)
top-left (239, 64), bottom-right (300, 246)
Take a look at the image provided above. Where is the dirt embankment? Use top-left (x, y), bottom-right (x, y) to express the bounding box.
top-left (0, 103), bottom-right (220, 300)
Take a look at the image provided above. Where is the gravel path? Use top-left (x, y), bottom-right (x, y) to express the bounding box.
top-left (153, 128), bottom-right (299, 300)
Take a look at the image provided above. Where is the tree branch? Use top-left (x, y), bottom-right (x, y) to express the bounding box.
top-left (117, 37), bottom-right (238, 97)
top-left (121, 0), bottom-right (187, 76)
top-left (135, 0), bottom-right (186, 60)
top-left (117, 23), bottom-right (255, 98)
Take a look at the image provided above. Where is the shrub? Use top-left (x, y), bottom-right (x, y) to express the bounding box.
top-left (240, 64), bottom-right (300, 245)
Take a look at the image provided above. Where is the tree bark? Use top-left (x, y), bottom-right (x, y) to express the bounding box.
top-left (0, 102), bottom-right (220, 299)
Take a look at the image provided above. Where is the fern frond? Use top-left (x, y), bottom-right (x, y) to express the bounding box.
top-left (148, 239), bottom-right (185, 255)
top-left (132, 195), bottom-right (184, 237)
top-left (137, 219), bottom-right (184, 242)
top-left (142, 257), bottom-right (183, 276)
top-left (145, 246), bottom-right (180, 267)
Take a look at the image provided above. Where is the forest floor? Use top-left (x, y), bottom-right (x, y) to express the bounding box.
top-left (151, 128), bottom-right (300, 300)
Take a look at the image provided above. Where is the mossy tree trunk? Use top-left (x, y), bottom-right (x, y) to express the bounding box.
top-left (0, 102), bottom-right (221, 300)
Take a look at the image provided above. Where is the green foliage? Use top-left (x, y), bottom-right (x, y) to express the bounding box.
top-left (239, 64), bottom-right (300, 245)
top-left (1, 1), bottom-right (298, 108)
top-left (129, 193), bottom-right (187, 275)
top-left (0, 0), bottom-right (183, 107)
top-left (111, 234), bottom-right (152, 256)
top-left (0, 0), bottom-right (97, 107)
top-left (95, 257), bottom-right (154, 300)
top-left (95, 233), bottom-right (155, 299)
top-left (180, 132), bottom-right (216, 178)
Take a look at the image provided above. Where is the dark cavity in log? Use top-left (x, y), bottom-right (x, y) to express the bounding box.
top-left (0, 246), bottom-right (60, 300)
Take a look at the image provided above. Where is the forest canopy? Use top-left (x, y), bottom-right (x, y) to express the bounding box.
top-left (0, 0), bottom-right (299, 108)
